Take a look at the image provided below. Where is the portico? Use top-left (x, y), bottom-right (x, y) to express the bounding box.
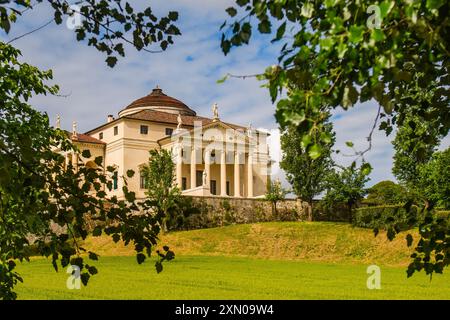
top-left (160, 120), bottom-right (267, 198)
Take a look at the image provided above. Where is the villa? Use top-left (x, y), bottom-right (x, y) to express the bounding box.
top-left (61, 86), bottom-right (272, 199)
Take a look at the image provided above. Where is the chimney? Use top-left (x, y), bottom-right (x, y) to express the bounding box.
top-left (107, 115), bottom-right (114, 123)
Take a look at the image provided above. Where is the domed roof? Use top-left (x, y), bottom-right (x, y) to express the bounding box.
top-left (119, 87), bottom-right (196, 117)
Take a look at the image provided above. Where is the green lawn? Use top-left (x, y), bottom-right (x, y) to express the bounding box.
top-left (15, 255), bottom-right (450, 300)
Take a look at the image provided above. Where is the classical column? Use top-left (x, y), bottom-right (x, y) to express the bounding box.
top-left (176, 144), bottom-right (183, 189)
top-left (205, 149), bottom-right (211, 189)
top-left (72, 152), bottom-right (79, 172)
top-left (65, 153), bottom-right (71, 170)
top-left (190, 146), bottom-right (196, 189)
top-left (220, 149), bottom-right (227, 196)
top-left (234, 151), bottom-right (241, 197)
top-left (247, 151), bottom-right (253, 198)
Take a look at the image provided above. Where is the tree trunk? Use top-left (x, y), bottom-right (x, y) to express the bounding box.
top-left (273, 201), bottom-right (278, 218)
top-left (348, 203), bottom-right (353, 223)
top-left (309, 201), bottom-right (314, 222)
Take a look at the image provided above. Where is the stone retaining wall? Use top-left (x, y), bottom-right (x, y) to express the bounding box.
top-left (176, 195), bottom-right (309, 230)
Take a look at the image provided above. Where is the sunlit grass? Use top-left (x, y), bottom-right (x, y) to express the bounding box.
top-left (15, 255), bottom-right (450, 300)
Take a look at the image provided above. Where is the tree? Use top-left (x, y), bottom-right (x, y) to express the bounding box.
top-left (220, 1), bottom-right (449, 156)
top-left (365, 180), bottom-right (406, 205)
top-left (419, 148), bottom-right (450, 209)
top-left (323, 162), bottom-right (372, 222)
top-left (265, 179), bottom-right (288, 217)
top-left (280, 117), bottom-right (334, 221)
top-left (219, 0), bottom-right (449, 277)
top-left (1, 0), bottom-right (181, 299)
top-left (392, 77), bottom-right (444, 189)
top-left (140, 149), bottom-right (181, 232)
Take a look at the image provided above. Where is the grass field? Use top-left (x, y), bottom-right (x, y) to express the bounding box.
top-left (13, 222), bottom-right (450, 300)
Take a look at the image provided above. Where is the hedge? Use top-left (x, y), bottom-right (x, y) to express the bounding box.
top-left (353, 204), bottom-right (422, 230)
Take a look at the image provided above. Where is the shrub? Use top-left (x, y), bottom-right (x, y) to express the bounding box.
top-left (313, 201), bottom-right (352, 222)
top-left (365, 180), bottom-right (407, 205)
top-left (353, 205), bottom-right (422, 230)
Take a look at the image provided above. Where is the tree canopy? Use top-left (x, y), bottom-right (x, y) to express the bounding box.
top-left (419, 148), bottom-right (450, 209)
top-left (0, 0), bottom-right (181, 67)
top-left (365, 180), bottom-right (406, 205)
top-left (0, 0), bottom-right (182, 299)
top-left (280, 113), bottom-right (334, 220)
top-left (323, 162), bottom-right (372, 221)
top-left (220, 0), bottom-right (449, 158)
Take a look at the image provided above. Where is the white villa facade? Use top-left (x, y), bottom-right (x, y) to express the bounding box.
top-left (63, 87), bottom-right (272, 199)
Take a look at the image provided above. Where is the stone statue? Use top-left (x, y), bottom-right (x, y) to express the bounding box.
top-left (202, 170), bottom-right (207, 186)
top-left (72, 121), bottom-right (77, 139)
top-left (177, 113), bottom-right (182, 130)
top-left (247, 122), bottom-right (253, 135)
top-left (212, 103), bottom-right (219, 121)
top-left (56, 115), bottom-right (61, 129)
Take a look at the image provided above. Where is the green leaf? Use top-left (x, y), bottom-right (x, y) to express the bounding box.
top-left (273, 22), bottom-right (286, 42)
top-left (361, 162), bottom-right (372, 176)
top-left (379, 1), bottom-right (395, 19)
top-left (301, 2), bottom-right (314, 18)
top-left (308, 144), bottom-right (322, 159)
top-left (226, 7), bottom-right (237, 17)
top-left (406, 234), bottom-right (413, 247)
top-left (126, 169), bottom-right (134, 178)
top-left (136, 253), bottom-right (146, 264)
top-left (342, 85), bottom-right (358, 108)
top-left (81, 149), bottom-right (91, 158)
top-left (155, 261), bottom-right (163, 273)
top-left (348, 25), bottom-right (365, 43)
top-left (105, 56), bottom-right (118, 68)
top-left (345, 141), bottom-right (354, 148)
top-left (88, 252), bottom-right (99, 261)
top-left (94, 156), bottom-right (103, 166)
top-left (216, 74), bottom-right (229, 84)
top-left (168, 11), bottom-right (178, 21)
top-left (319, 37), bottom-right (334, 51)
top-left (112, 234), bottom-right (120, 243)
top-left (370, 29), bottom-right (385, 42)
top-left (320, 131), bottom-right (332, 144)
top-left (80, 272), bottom-right (90, 286)
top-left (301, 134), bottom-right (312, 149)
top-left (258, 20), bottom-right (271, 34)
top-left (92, 226), bottom-right (102, 237)
top-left (221, 39), bottom-right (231, 55)
top-left (88, 266), bottom-right (98, 275)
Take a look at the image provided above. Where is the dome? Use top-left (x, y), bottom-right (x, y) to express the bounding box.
top-left (118, 87), bottom-right (196, 117)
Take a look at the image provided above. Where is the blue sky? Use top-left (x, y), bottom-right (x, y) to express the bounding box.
top-left (1, 0), bottom-right (449, 188)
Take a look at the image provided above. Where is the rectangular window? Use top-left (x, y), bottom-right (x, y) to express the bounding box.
top-left (113, 171), bottom-right (118, 190)
top-left (99, 132), bottom-right (103, 140)
top-left (114, 126), bottom-right (118, 136)
top-left (226, 181), bottom-right (230, 196)
top-left (165, 128), bottom-right (173, 136)
top-left (182, 177), bottom-right (187, 191)
top-left (210, 180), bottom-right (217, 195)
top-left (140, 173), bottom-right (146, 189)
top-left (196, 170), bottom-right (203, 188)
top-left (140, 125), bottom-right (148, 134)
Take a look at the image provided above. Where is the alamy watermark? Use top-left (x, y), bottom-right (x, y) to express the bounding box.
top-left (66, 265), bottom-right (81, 290)
top-left (66, 4), bottom-right (82, 30)
top-left (366, 5), bottom-right (382, 29)
top-left (366, 265), bottom-right (381, 290)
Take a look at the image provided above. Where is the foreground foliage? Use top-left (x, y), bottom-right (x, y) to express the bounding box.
top-left (0, 43), bottom-right (173, 300)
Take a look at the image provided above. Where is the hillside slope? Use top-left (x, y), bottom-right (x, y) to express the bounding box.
top-left (82, 222), bottom-right (417, 267)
